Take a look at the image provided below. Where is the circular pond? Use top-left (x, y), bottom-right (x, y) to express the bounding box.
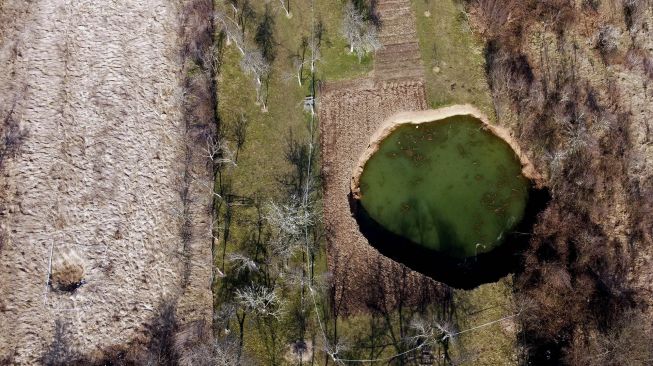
top-left (350, 106), bottom-right (547, 288)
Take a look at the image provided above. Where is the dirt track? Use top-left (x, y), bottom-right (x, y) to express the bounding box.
top-left (373, 0), bottom-right (423, 82)
top-left (0, 1), bottom-right (212, 363)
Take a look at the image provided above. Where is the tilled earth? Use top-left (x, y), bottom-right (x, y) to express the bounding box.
top-left (0, 1), bottom-right (212, 363)
top-left (319, 0), bottom-right (442, 312)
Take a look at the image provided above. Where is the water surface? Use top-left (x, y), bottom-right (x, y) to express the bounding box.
top-left (358, 115), bottom-right (529, 259)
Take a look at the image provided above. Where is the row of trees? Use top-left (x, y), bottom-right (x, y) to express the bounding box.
top-left (210, 117), bottom-right (323, 364)
top-left (211, 1), bottom-right (325, 363)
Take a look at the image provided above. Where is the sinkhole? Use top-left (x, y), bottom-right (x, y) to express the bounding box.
top-left (350, 106), bottom-right (549, 289)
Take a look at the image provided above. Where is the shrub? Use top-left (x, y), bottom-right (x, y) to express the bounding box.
top-left (468, 0), bottom-right (523, 40)
top-left (0, 102), bottom-right (29, 170)
top-left (174, 321), bottom-right (214, 366)
top-left (596, 25), bottom-right (619, 56)
top-left (563, 310), bottom-right (653, 366)
top-left (145, 300), bottom-right (179, 365)
top-left (623, 0), bottom-right (644, 32)
top-left (582, 0), bottom-right (601, 11)
top-left (644, 55), bottom-right (653, 79)
top-left (472, 3), bottom-right (642, 363)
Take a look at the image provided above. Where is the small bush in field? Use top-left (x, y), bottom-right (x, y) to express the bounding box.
top-left (597, 25), bottom-right (619, 55)
top-left (582, 0), bottom-right (601, 11)
top-left (50, 249), bottom-right (85, 293)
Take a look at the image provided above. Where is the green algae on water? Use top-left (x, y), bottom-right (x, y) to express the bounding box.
top-left (357, 115), bottom-right (529, 258)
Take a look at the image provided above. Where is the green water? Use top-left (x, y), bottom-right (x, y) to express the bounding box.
top-left (358, 115), bottom-right (529, 258)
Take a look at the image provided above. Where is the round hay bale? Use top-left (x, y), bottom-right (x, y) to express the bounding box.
top-left (50, 248), bottom-right (85, 292)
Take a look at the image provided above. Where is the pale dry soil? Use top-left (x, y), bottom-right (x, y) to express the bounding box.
top-left (0, 1), bottom-right (212, 363)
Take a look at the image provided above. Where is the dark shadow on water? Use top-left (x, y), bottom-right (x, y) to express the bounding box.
top-left (349, 186), bottom-right (550, 289)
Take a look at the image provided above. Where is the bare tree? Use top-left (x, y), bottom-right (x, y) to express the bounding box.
top-left (228, 0), bottom-right (256, 37)
top-left (227, 252), bottom-right (258, 274)
top-left (309, 32), bottom-right (321, 74)
top-left (292, 37), bottom-right (308, 86)
top-left (278, 0), bottom-right (291, 18)
top-left (236, 284), bottom-right (285, 319)
top-left (212, 336), bottom-right (242, 366)
top-left (357, 22), bottom-right (380, 60)
top-left (266, 198), bottom-right (314, 238)
top-left (214, 9), bottom-right (271, 110)
top-left (342, 1), bottom-right (363, 54)
top-left (214, 11), bottom-right (245, 52)
top-left (175, 325), bottom-right (244, 366)
top-left (264, 198), bottom-right (315, 265)
top-left (563, 309), bottom-right (653, 366)
top-left (325, 340), bottom-right (348, 365)
top-left (227, 0), bottom-right (239, 18)
top-left (409, 316), bottom-right (456, 348)
top-left (205, 135), bottom-right (237, 168)
top-left (292, 54), bottom-right (305, 86)
top-left (341, 1), bottom-right (380, 61)
top-left (597, 25), bottom-right (619, 57)
top-left (240, 48), bottom-right (270, 109)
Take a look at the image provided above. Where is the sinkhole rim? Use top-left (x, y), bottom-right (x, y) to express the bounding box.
top-left (350, 104), bottom-right (544, 201)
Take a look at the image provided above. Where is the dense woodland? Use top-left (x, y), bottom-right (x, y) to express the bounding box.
top-left (469, 0), bottom-right (653, 364)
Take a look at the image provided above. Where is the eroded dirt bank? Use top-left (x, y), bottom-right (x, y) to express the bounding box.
top-left (0, 1), bottom-right (213, 363)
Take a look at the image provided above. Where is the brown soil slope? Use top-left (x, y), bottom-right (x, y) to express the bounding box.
top-left (0, 1), bottom-right (212, 363)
